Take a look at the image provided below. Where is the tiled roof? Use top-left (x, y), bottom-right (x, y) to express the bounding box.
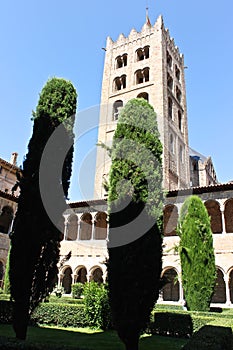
top-left (167, 182), bottom-right (233, 197)
top-left (69, 183), bottom-right (233, 206)
top-left (0, 157), bottom-right (20, 172)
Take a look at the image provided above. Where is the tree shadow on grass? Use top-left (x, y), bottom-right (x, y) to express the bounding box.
top-left (0, 324), bottom-right (187, 350)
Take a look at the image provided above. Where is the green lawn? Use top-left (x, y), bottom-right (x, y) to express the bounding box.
top-left (0, 324), bottom-right (187, 350)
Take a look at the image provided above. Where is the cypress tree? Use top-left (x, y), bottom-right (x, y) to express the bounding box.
top-left (9, 77), bottom-right (77, 339)
top-left (177, 195), bottom-right (216, 311)
top-left (107, 98), bottom-right (163, 350)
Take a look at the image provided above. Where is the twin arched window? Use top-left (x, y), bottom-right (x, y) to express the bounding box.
top-left (116, 54), bottom-right (127, 68)
top-left (113, 75), bottom-right (126, 91)
top-left (136, 46), bottom-right (149, 61)
top-left (135, 67), bottom-right (149, 84)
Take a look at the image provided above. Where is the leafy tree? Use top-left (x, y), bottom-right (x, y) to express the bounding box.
top-left (177, 195), bottom-right (216, 311)
top-left (83, 281), bottom-right (112, 330)
top-left (107, 98), bottom-right (164, 350)
top-left (9, 78), bottom-right (77, 339)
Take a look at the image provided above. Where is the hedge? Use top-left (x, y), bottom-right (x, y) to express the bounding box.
top-left (182, 325), bottom-right (232, 350)
top-left (149, 308), bottom-right (233, 338)
top-left (32, 303), bottom-right (88, 327)
top-left (0, 301), bottom-right (88, 328)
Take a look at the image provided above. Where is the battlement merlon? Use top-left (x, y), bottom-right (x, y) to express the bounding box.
top-left (105, 15), bottom-right (184, 61)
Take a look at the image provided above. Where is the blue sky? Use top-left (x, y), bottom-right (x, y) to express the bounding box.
top-left (0, 1), bottom-right (233, 201)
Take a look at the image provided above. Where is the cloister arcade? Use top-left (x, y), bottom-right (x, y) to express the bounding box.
top-left (59, 193), bottom-right (233, 306)
top-left (1, 186), bottom-right (233, 307)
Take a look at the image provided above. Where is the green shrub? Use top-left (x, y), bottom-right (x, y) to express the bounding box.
top-left (31, 303), bottom-right (87, 328)
top-left (52, 285), bottom-right (65, 298)
top-left (83, 282), bottom-right (112, 330)
top-left (183, 325), bottom-right (232, 350)
top-left (48, 295), bottom-right (83, 304)
top-left (71, 283), bottom-right (84, 299)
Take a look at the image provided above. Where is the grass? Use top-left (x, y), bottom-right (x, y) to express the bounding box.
top-left (0, 324), bottom-right (187, 350)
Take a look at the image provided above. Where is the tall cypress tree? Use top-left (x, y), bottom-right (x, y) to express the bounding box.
top-left (177, 195), bottom-right (216, 311)
top-left (9, 78), bottom-right (77, 339)
top-left (107, 98), bottom-right (164, 350)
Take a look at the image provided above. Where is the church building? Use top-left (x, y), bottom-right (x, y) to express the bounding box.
top-left (0, 14), bottom-right (232, 307)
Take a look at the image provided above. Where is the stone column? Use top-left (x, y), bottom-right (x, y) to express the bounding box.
top-left (224, 274), bottom-right (231, 307)
top-left (178, 277), bottom-right (184, 306)
top-left (76, 214), bottom-right (82, 240)
top-left (91, 214), bottom-right (97, 240)
top-left (220, 202), bottom-right (226, 234)
top-left (63, 215), bottom-right (69, 241)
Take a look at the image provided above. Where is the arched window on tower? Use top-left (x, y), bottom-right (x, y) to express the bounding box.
top-left (167, 73), bottom-right (173, 90)
top-left (175, 65), bottom-right (180, 81)
top-left (136, 46), bottom-right (150, 61)
top-left (176, 86), bottom-right (182, 103)
top-left (113, 75), bottom-right (126, 91)
top-left (112, 100), bottom-right (123, 121)
top-left (116, 54), bottom-right (128, 69)
top-left (167, 51), bottom-right (172, 68)
top-left (135, 68), bottom-right (150, 85)
top-left (178, 110), bottom-right (182, 131)
top-left (137, 92), bottom-right (149, 101)
top-left (168, 97), bottom-right (173, 119)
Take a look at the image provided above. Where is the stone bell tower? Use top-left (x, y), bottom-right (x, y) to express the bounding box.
top-left (94, 14), bottom-right (190, 199)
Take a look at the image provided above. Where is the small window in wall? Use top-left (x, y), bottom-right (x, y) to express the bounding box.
top-left (176, 87), bottom-right (182, 103)
top-left (116, 54), bottom-right (128, 68)
top-left (137, 92), bottom-right (149, 101)
top-left (113, 100), bottom-right (123, 121)
top-left (113, 75), bottom-right (126, 91)
top-left (178, 110), bottom-right (182, 131)
top-left (167, 51), bottom-right (172, 68)
top-left (136, 46), bottom-right (150, 61)
top-left (167, 73), bottom-right (173, 90)
top-left (168, 97), bottom-right (173, 119)
top-left (175, 65), bottom-right (180, 81)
